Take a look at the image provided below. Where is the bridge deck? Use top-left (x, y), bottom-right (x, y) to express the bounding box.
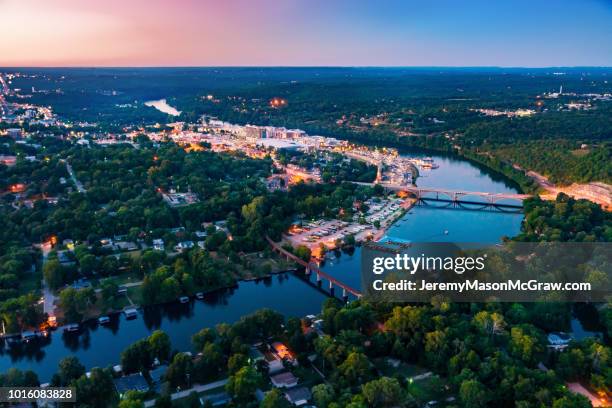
top-left (266, 237), bottom-right (362, 297)
top-left (351, 182), bottom-right (530, 202)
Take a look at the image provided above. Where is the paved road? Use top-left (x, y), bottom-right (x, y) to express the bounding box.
top-left (66, 162), bottom-right (86, 193)
top-left (143, 378), bottom-right (228, 407)
top-left (40, 243), bottom-right (56, 316)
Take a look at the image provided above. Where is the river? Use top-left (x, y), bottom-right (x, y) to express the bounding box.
top-left (0, 149), bottom-right (525, 381)
top-left (316, 149), bottom-right (524, 290)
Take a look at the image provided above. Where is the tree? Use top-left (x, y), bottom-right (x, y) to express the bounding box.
top-left (119, 400), bottom-right (145, 408)
top-left (226, 365), bottom-right (262, 403)
top-left (166, 352), bottom-right (194, 388)
top-left (101, 279), bottom-right (119, 307)
top-left (118, 391), bottom-right (146, 408)
top-left (473, 311), bottom-right (505, 336)
top-left (459, 379), bottom-right (489, 408)
top-left (361, 377), bottom-right (404, 408)
top-left (55, 356), bottom-right (85, 386)
top-left (509, 326), bottom-right (543, 364)
top-left (294, 245), bottom-right (311, 262)
top-left (73, 368), bottom-right (117, 408)
top-left (228, 353), bottom-right (248, 375)
top-left (312, 383), bottom-right (335, 408)
top-left (260, 388), bottom-right (291, 408)
top-left (121, 339), bottom-right (153, 373)
top-left (338, 352), bottom-right (370, 385)
top-left (43, 259), bottom-right (65, 289)
top-left (154, 395), bottom-right (172, 408)
top-left (185, 391), bottom-right (202, 408)
top-left (192, 328), bottom-right (216, 351)
top-left (148, 330), bottom-right (171, 363)
top-left (59, 287), bottom-right (95, 322)
top-left (0, 368), bottom-right (39, 387)
top-left (551, 394), bottom-right (592, 408)
top-left (79, 254), bottom-right (98, 275)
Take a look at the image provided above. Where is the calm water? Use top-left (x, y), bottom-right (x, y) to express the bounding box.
top-left (144, 99), bottom-right (182, 116)
top-left (0, 149), bottom-right (524, 381)
top-left (319, 150), bottom-right (524, 290)
top-left (0, 275), bottom-right (325, 381)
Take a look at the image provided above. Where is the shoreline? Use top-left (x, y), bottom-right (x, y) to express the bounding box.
top-left (3, 268), bottom-right (301, 338)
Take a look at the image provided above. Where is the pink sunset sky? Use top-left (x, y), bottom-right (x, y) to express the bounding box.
top-left (1, 0), bottom-right (611, 67)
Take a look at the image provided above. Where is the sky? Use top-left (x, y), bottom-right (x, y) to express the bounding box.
top-left (1, 0), bottom-right (611, 67)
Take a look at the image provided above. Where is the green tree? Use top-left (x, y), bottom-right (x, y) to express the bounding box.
top-left (226, 365), bottom-right (262, 403)
top-left (459, 379), bottom-right (489, 408)
top-left (73, 368), bottom-right (117, 408)
top-left (43, 259), bottom-right (65, 290)
top-left (55, 356), bottom-right (85, 386)
top-left (361, 377), bottom-right (404, 407)
top-left (338, 352), bottom-right (370, 385)
top-left (166, 352), bottom-right (194, 388)
top-left (294, 245), bottom-right (311, 262)
top-left (154, 395), bottom-right (172, 408)
top-left (260, 388), bottom-right (291, 408)
top-left (228, 353), bottom-right (249, 375)
top-left (148, 330), bottom-right (171, 363)
top-left (121, 339), bottom-right (153, 374)
top-left (312, 383), bottom-right (335, 408)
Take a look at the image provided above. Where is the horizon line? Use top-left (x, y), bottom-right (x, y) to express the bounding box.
top-left (2, 65), bottom-right (612, 70)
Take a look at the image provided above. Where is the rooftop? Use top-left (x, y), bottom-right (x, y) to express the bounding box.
top-left (113, 373), bottom-right (149, 394)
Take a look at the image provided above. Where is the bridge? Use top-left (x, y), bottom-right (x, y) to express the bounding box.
top-left (352, 182), bottom-right (530, 208)
top-left (266, 236), bottom-right (362, 299)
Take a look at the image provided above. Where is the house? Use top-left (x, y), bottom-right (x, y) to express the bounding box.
top-left (250, 346), bottom-right (284, 373)
top-left (62, 239), bottom-right (75, 251)
top-left (175, 241), bottom-right (194, 251)
top-left (113, 373), bottom-right (149, 397)
top-left (548, 332), bottom-right (572, 350)
top-left (57, 250), bottom-right (76, 266)
top-left (116, 241), bottom-right (138, 251)
top-left (270, 371), bottom-right (299, 388)
top-left (152, 239), bottom-right (165, 251)
top-left (284, 387), bottom-right (311, 406)
top-left (149, 365), bottom-right (168, 392)
top-left (200, 392), bottom-right (231, 407)
top-left (272, 342), bottom-right (294, 360)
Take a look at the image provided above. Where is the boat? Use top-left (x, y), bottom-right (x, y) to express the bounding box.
top-left (21, 331), bottom-right (36, 343)
top-left (123, 308), bottom-right (138, 319)
top-left (63, 324), bottom-right (79, 332)
top-left (179, 296), bottom-right (190, 304)
top-left (195, 292), bottom-right (204, 300)
top-left (98, 316), bottom-right (110, 325)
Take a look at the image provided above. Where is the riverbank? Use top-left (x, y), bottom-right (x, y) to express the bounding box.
top-left (0, 274), bottom-right (327, 382)
top-left (43, 252), bottom-right (296, 328)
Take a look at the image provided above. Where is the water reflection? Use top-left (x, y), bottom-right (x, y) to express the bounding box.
top-left (0, 274), bottom-right (326, 381)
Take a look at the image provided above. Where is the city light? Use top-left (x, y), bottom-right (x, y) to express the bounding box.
top-left (269, 97), bottom-right (287, 108)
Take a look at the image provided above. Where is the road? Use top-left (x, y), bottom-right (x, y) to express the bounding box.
top-left (143, 378), bottom-right (228, 407)
top-left (40, 243), bottom-right (56, 317)
top-left (65, 161), bottom-right (86, 193)
top-left (527, 170), bottom-right (611, 210)
top-left (0, 73), bottom-right (10, 118)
